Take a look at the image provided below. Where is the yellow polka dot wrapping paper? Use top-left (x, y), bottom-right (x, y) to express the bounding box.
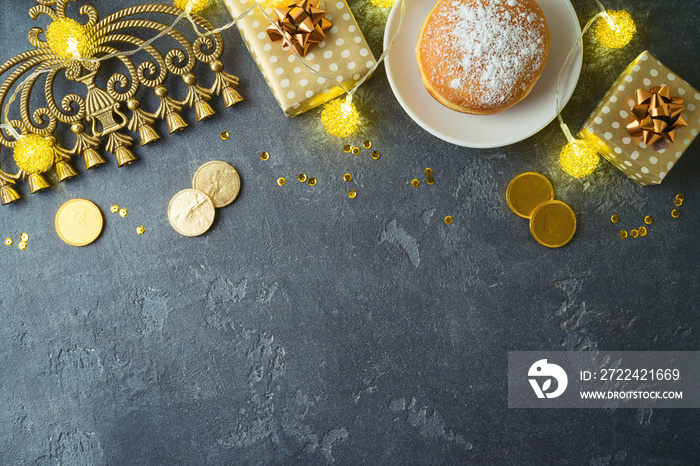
top-left (577, 51), bottom-right (700, 186)
top-left (224, 0), bottom-right (377, 117)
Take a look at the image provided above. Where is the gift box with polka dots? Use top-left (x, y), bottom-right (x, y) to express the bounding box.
top-left (577, 51), bottom-right (700, 186)
top-left (225, 0), bottom-right (377, 117)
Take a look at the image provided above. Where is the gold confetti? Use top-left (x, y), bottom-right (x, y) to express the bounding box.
top-left (343, 173), bottom-right (353, 182)
top-left (671, 209), bottom-right (681, 218)
top-left (111, 204), bottom-right (119, 213)
top-left (260, 151), bottom-right (270, 161)
top-left (644, 215), bottom-right (654, 225)
top-left (371, 151), bottom-right (380, 160)
top-left (363, 140), bottom-right (372, 149)
top-left (426, 176), bottom-right (435, 185)
top-left (444, 216), bottom-right (453, 225)
top-left (343, 144), bottom-right (352, 153)
top-left (411, 179), bottom-right (420, 188)
top-left (610, 214), bottom-right (620, 223)
top-left (298, 173), bottom-right (308, 183)
top-left (137, 226), bottom-right (146, 235)
top-left (18, 241), bottom-right (27, 250)
top-left (308, 177), bottom-right (317, 186)
top-left (220, 131), bottom-right (230, 140)
top-left (630, 229), bottom-right (639, 238)
top-left (348, 190), bottom-right (357, 199)
top-left (20, 233), bottom-right (29, 242)
top-left (619, 230), bottom-right (628, 239)
top-left (119, 208), bottom-right (129, 218)
top-left (425, 167), bottom-right (433, 176)
top-left (277, 177), bottom-right (286, 186)
top-left (639, 226), bottom-right (647, 236)
top-left (351, 147), bottom-right (360, 156)
top-left (5, 238), bottom-right (13, 247)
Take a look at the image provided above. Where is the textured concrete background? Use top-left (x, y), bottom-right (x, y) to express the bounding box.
top-left (0, 0), bottom-right (698, 464)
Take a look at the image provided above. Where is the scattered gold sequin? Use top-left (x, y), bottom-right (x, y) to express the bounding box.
top-left (277, 177), bottom-right (286, 186)
top-left (444, 216), bottom-right (453, 225)
top-left (119, 208), bottom-right (129, 218)
top-left (425, 167), bottom-right (433, 176)
top-left (348, 190), bottom-right (357, 199)
top-left (5, 238), bottom-right (12, 246)
top-left (371, 151), bottom-right (380, 160)
top-left (676, 194), bottom-right (685, 202)
top-left (426, 176), bottom-right (435, 185)
top-left (671, 209), bottom-right (681, 218)
top-left (220, 131), bottom-right (230, 140)
top-left (674, 197), bottom-right (683, 207)
top-left (639, 226), bottom-right (647, 237)
top-left (343, 144), bottom-right (352, 153)
top-left (610, 214), bottom-right (620, 223)
top-left (18, 241), bottom-right (27, 250)
top-left (411, 179), bottom-right (420, 188)
top-left (351, 147), bottom-right (360, 156)
top-left (308, 178), bottom-right (317, 186)
top-left (630, 229), bottom-right (639, 238)
top-left (343, 173), bottom-right (353, 182)
top-left (137, 226), bottom-right (146, 235)
top-left (260, 151), bottom-right (270, 161)
top-left (20, 233), bottom-right (28, 242)
top-left (619, 230), bottom-right (628, 239)
top-left (644, 215), bottom-right (654, 225)
top-left (298, 173), bottom-right (308, 183)
top-left (110, 204), bottom-right (119, 213)
top-left (363, 140), bottom-right (372, 149)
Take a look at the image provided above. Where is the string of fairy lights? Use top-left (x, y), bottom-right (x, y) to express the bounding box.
top-left (0, 0), bottom-right (636, 180)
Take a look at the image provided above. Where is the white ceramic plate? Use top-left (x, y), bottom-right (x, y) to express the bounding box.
top-left (384, 0), bottom-right (583, 148)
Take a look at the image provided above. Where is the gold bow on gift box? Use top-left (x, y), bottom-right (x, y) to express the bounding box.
top-left (626, 86), bottom-right (688, 145)
top-left (266, 0), bottom-right (332, 57)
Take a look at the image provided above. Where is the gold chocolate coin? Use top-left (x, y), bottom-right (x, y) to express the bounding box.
top-left (507, 172), bottom-right (554, 219)
top-left (192, 161), bottom-right (241, 208)
top-left (529, 200), bottom-right (576, 248)
top-left (168, 189), bottom-right (216, 237)
top-left (55, 198), bottom-right (104, 247)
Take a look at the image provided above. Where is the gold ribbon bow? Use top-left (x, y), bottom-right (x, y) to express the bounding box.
top-left (266, 0), bottom-right (332, 57)
top-left (626, 85), bottom-right (688, 145)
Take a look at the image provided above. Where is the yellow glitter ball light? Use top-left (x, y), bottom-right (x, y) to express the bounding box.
top-left (371, 0), bottom-right (397, 8)
top-left (173, 0), bottom-right (212, 14)
top-left (560, 139), bottom-right (599, 178)
top-left (13, 134), bottom-right (55, 174)
top-left (321, 97), bottom-right (360, 138)
top-left (46, 18), bottom-right (94, 59)
top-left (595, 10), bottom-right (636, 49)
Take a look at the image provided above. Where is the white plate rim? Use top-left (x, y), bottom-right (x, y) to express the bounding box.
top-left (383, 0), bottom-right (583, 148)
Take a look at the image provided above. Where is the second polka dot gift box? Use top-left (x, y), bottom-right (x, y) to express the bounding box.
top-left (224, 0), bottom-right (377, 117)
top-left (577, 51), bottom-right (700, 186)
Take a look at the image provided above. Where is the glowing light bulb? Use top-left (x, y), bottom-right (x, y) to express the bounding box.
top-left (595, 10), bottom-right (636, 49)
top-left (46, 18), bottom-right (94, 59)
top-left (321, 96), bottom-right (360, 138)
top-left (560, 139), bottom-right (599, 178)
top-left (371, 0), bottom-right (397, 7)
top-left (13, 134), bottom-right (55, 174)
top-left (173, 0), bottom-right (212, 14)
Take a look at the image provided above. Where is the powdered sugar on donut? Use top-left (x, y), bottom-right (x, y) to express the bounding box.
top-left (419, 0), bottom-right (549, 112)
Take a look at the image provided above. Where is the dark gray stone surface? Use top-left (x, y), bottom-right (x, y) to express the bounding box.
top-left (0, 0), bottom-right (698, 464)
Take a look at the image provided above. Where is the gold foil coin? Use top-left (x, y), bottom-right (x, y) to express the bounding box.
top-left (168, 189), bottom-right (216, 237)
top-left (55, 198), bottom-right (104, 247)
top-left (192, 161), bottom-right (241, 208)
top-left (507, 172), bottom-right (555, 219)
top-left (529, 200), bottom-right (576, 248)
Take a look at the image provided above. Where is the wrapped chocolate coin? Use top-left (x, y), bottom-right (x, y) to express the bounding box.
top-left (168, 189), bottom-right (216, 237)
top-left (529, 200), bottom-right (576, 248)
top-left (507, 172), bottom-right (554, 219)
top-left (55, 199), bottom-right (103, 246)
top-left (192, 161), bottom-right (241, 208)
